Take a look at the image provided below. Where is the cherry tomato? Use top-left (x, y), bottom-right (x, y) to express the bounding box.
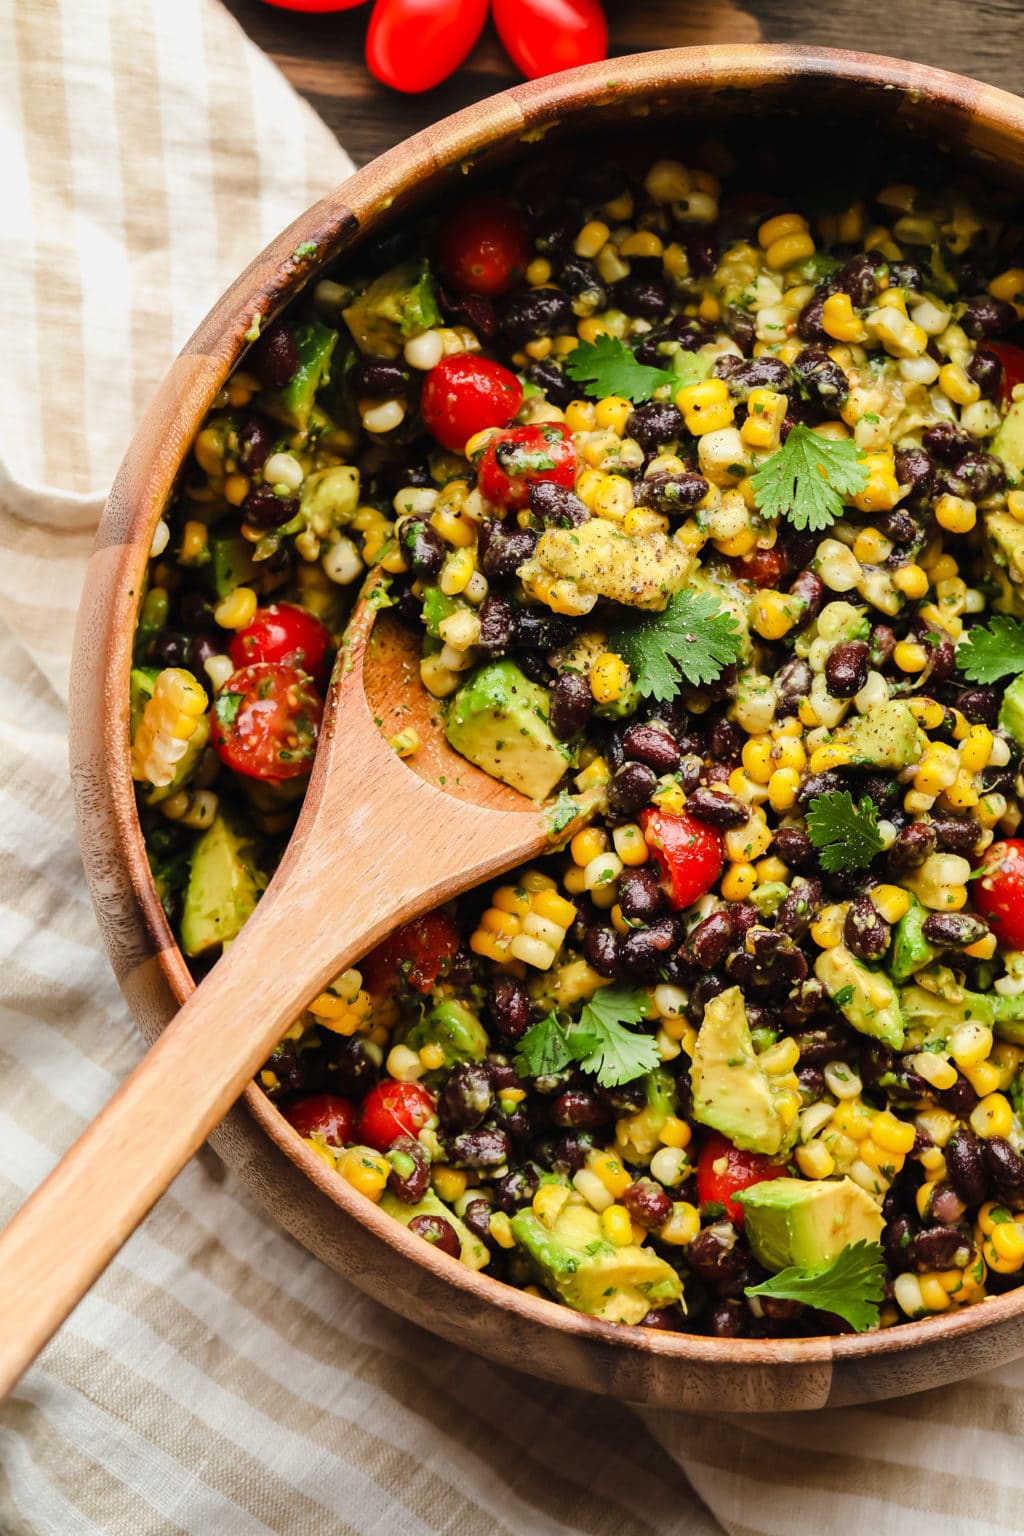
top-left (283, 1094), bottom-right (355, 1147)
top-left (974, 839), bottom-right (1024, 949)
top-left (358, 1080), bottom-right (435, 1152)
top-left (696, 1132), bottom-right (788, 1224)
top-left (366, 0), bottom-right (488, 94)
top-left (228, 603), bottom-right (333, 689)
top-left (478, 422), bottom-right (577, 509)
top-left (361, 910), bottom-right (461, 995)
top-left (639, 809), bottom-right (724, 911)
top-left (730, 547), bottom-right (789, 589)
top-left (986, 341), bottom-right (1024, 405)
top-left (438, 197), bottom-right (531, 298)
top-left (421, 355), bottom-right (523, 454)
top-left (211, 662), bottom-right (323, 781)
top-left (492, 0), bottom-right (608, 79)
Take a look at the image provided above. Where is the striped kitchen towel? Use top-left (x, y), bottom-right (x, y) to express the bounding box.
top-left (4, 1), bottom-right (1024, 1532)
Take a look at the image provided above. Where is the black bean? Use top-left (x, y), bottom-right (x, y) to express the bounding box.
top-left (511, 607), bottom-right (572, 651)
top-left (788, 569), bottom-right (824, 625)
top-left (922, 421), bottom-right (974, 463)
top-left (528, 480), bottom-right (588, 527)
top-left (350, 357), bottom-right (408, 397)
top-left (909, 1226), bottom-right (968, 1273)
top-left (797, 770), bottom-right (845, 806)
top-left (620, 917), bottom-right (677, 977)
top-left (610, 275), bottom-right (669, 319)
top-left (685, 787), bottom-right (749, 828)
top-left (619, 866), bottom-right (667, 924)
top-left (773, 826), bottom-right (815, 870)
top-left (834, 251), bottom-right (885, 307)
top-left (709, 718), bottom-right (743, 764)
top-left (955, 687), bottom-right (1001, 728)
top-left (250, 323), bottom-right (299, 388)
top-left (489, 975), bottom-right (532, 1041)
top-left (793, 1018), bottom-right (854, 1065)
top-left (583, 924), bottom-right (620, 977)
top-left (781, 978), bottom-right (828, 1027)
top-left (551, 1090), bottom-right (611, 1129)
top-left (407, 1213), bottom-right (461, 1259)
top-left (623, 1179), bottom-right (673, 1229)
top-left (937, 1072), bottom-right (980, 1116)
top-left (486, 1054), bottom-right (523, 1095)
top-left (152, 630), bottom-right (189, 667)
top-left (688, 972), bottom-right (727, 1023)
top-left (241, 485), bottom-right (298, 530)
top-left (386, 1136), bottom-right (431, 1204)
top-left (638, 1307), bottom-right (681, 1332)
top-left (558, 255), bottom-right (605, 301)
top-left (475, 595), bottom-right (514, 656)
top-left (796, 1064), bottom-right (825, 1101)
top-left (883, 1215), bottom-right (917, 1268)
top-left (525, 358), bottom-right (577, 409)
top-left (687, 1224), bottom-right (744, 1286)
top-left (476, 521), bottom-right (538, 580)
top-left (889, 260), bottom-right (925, 292)
top-left (714, 355), bottom-right (793, 397)
top-left (708, 1299), bottom-right (744, 1337)
top-left (775, 877), bottom-right (823, 941)
top-left (499, 288), bottom-right (575, 347)
top-left (867, 624), bottom-right (896, 670)
top-left (793, 344), bottom-right (849, 407)
top-left (825, 640), bottom-right (870, 699)
top-left (627, 401), bottom-right (684, 449)
top-left (946, 1129), bottom-right (989, 1207)
top-left (982, 1137), bottom-right (1024, 1207)
top-left (438, 1062), bottom-right (494, 1134)
top-left (961, 294), bottom-right (1018, 339)
top-left (551, 1132), bottom-right (595, 1175)
top-left (607, 761), bottom-right (658, 817)
top-left (920, 912), bottom-right (989, 951)
top-left (622, 721), bottom-right (681, 772)
top-left (941, 451), bottom-right (1006, 501)
top-left (238, 413), bottom-right (275, 471)
top-left (401, 518), bottom-right (446, 579)
top-left (796, 296), bottom-right (826, 342)
top-left (968, 346), bottom-right (1003, 399)
top-left (493, 1165), bottom-right (542, 1213)
top-left (189, 630), bottom-right (222, 675)
top-left (636, 469), bottom-right (709, 514)
top-left (445, 1127), bottom-right (512, 1169)
top-left (463, 1197), bottom-right (496, 1241)
top-left (843, 897), bottom-right (890, 961)
top-left (683, 228), bottom-right (719, 277)
top-left (888, 822), bottom-right (937, 871)
top-left (687, 910), bottom-right (736, 970)
top-left (930, 1183), bottom-right (967, 1225)
top-left (774, 657), bottom-right (813, 716)
top-left (550, 672), bottom-right (592, 739)
top-left (926, 636), bottom-right (956, 684)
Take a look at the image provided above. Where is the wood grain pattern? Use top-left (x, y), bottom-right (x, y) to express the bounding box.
top-left (55, 49), bottom-right (1024, 1411)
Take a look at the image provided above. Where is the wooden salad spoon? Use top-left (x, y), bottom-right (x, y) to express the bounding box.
top-left (0, 577), bottom-right (597, 1397)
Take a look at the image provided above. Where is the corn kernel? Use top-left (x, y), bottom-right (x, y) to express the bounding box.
top-left (571, 827), bottom-right (607, 866)
top-left (612, 823), bottom-right (648, 865)
top-left (337, 1146), bottom-right (390, 1201)
top-left (960, 725), bottom-right (994, 774)
top-left (989, 267), bottom-right (1024, 315)
top-left (951, 1022), bottom-right (994, 1069)
top-left (893, 563), bottom-right (930, 599)
top-left (765, 231), bottom-right (816, 270)
top-left (912, 1052), bottom-right (959, 1090)
top-left (894, 640), bottom-right (928, 673)
top-left (768, 767), bottom-right (800, 812)
top-left (575, 220), bottom-right (610, 259)
top-left (431, 506), bottom-right (476, 547)
top-left (658, 1202), bottom-right (701, 1246)
top-left (934, 494), bottom-right (977, 535)
top-left (620, 230), bottom-right (663, 258)
top-left (872, 1111), bottom-right (917, 1155)
top-left (822, 291), bottom-right (867, 343)
top-left (869, 885), bottom-right (911, 924)
top-left (659, 1116), bottom-right (691, 1149)
top-left (601, 1205), bottom-right (635, 1246)
top-left (532, 889), bottom-right (577, 928)
top-left (971, 1092), bottom-right (1014, 1140)
top-left (811, 904), bottom-right (847, 949)
top-left (938, 362), bottom-right (981, 407)
top-left (741, 736), bottom-right (774, 785)
top-left (721, 862), bottom-right (756, 901)
top-left (796, 1140), bottom-right (836, 1179)
top-left (676, 377), bottom-right (734, 435)
top-left (565, 400), bottom-right (598, 434)
top-left (213, 585), bottom-right (258, 630)
top-left (590, 652), bottom-right (631, 705)
top-left (751, 589), bottom-right (801, 640)
top-left (594, 396), bottom-right (632, 434)
top-left (588, 1150), bottom-right (631, 1197)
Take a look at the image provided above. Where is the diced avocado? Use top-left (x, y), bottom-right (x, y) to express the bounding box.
top-left (259, 320), bottom-right (338, 432)
top-left (209, 528), bottom-right (258, 598)
top-left (899, 977), bottom-right (1024, 1046)
top-left (826, 700), bottom-right (924, 771)
top-left (510, 1201), bottom-right (682, 1324)
top-left (984, 511), bottom-right (1024, 616)
top-left (737, 1177), bottom-right (885, 1273)
top-left (518, 523), bottom-right (691, 612)
top-left (134, 584), bottom-right (168, 662)
top-left (890, 897), bottom-right (940, 983)
top-left (402, 999), bottom-right (488, 1068)
top-left (690, 986), bottom-right (798, 1156)
top-left (446, 660), bottom-right (574, 801)
top-left (130, 668), bottom-right (211, 805)
top-left (298, 465), bottom-right (361, 538)
top-left (795, 600), bottom-right (869, 660)
top-left (991, 398), bottom-right (1024, 485)
top-left (130, 666), bottom-right (161, 738)
top-left (421, 585), bottom-right (463, 640)
top-left (816, 945), bottom-right (904, 1048)
top-left (342, 259), bottom-right (442, 359)
top-left (380, 1187), bottom-right (489, 1270)
top-left (616, 1069), bottom-right (675, 1162)
top-left (999, 674), bottom-right (1024, 750)
top-left (180, 814), bottom-right (266, 958)
top-left (689, 562), bottom-right (752, 663)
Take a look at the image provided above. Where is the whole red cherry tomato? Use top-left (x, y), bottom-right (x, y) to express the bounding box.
top-left (478, 422), bottom-right (577, 509)
top-left (492, 0), bottom-right (608, 79)
top-left (361, 910), bottom-right (461, 995)
top-left (697, 1131), bottom-right (788, 1224)
top-left (358, 1080), bottom-right (435, 1152)
top-left (974, 839), bottom-right (1024, 949)
top-left (366, 0), bottom-right (488, 94)
top-left (211, 662), bottom-right (322, 781)
top-left (421, 355), bottom-right (523, 454)
top-left (639, 809), bottom-right (724, 911)
top-left (228, 603), bottom-right (333, 689)
top-left (438, 197), bottom-right (531, 298)
top-left (730, 547), bottom-right (789, 589)
top-left (284, 1094), bottom-right (355, 1147)
top-left (985, 341), bottom-right (1024, 405)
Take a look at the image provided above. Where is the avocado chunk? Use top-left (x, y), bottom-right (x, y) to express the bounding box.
top-left (890, 897), bottom-right (940, 983)
top-left (737, 1177), bottom-right (885, 1272)
top-left (984, 511), bottom-right (1024, 616)
top-left (615, 1069), bottom-right (675, 1162)
top-left (689, 562), bottom-right (753, 663)
top-left (992, 397), bottom-right (1024, 485)
top-left (690, 986), bottom-right (798, 1156)
top-left (298, 465), bottom-right (361, 538)
top-left (259, 320), bottom-right (339, 432)
top-left (816, 945), bottom-right (904, 1048)
top-left (180, 814), bottom-right (266, 958)
top-left (510, 1200), bottom-right (682, 1324)
top-left (446, 660), bottom-right (574, 800)
top-left (208, 527), bottom-right (258, 599)
top-left (898, 976), bottom-right (1024, 1046)
top-left (342, 259), bottom-right (442, 359)
top-left (825, 699), bottom-right (924, 771)
top-left (518, 522), bottom-right (691, 613)
top-left (999, 674), bottom-right (1024, 750)
top-left (402, 999), bottom-right (488, 1068)
top-left (130, 668), bottom-right (211, 805)
top-left (421, 585), bottom-right (464, 640)
top-left (380, 1187), bottom-right (489, 1270)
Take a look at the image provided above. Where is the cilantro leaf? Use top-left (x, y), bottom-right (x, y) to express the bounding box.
top-left (751, 422), bottom-right (869, 533)
top-left (805, 790), bottom-right (884, 874)
top-left (609, 589), bottom-right (744, 703)
top-left (563, 334), bottom-right (671, 403)
top-left (744, 1240), bottom-right (886, 1332)
top-left (956, 615), bottom-right (1024, 684)
top-left (214, 691), bottom-right (244, 728)
top-left (514, 1011), bottom-right (577, 1079)
top-left (572, 985), bottom-right (658, 1088)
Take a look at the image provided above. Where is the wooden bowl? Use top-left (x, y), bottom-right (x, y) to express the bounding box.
top-left (70, 45), bottom-right (1024, 1411)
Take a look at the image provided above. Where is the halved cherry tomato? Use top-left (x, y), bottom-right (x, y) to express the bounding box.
top-left (283, 1094), bottom-right (356, 1147)
top-left (211, 662), bottom-right (322, 781)
top-left (366, 0), bottom-right (489, 94)
top-left (439, 197), bottom-right (531, 298)
top-left (491, 0), bottom-right (608, 79)
top-left (639, 809), bottom-right (724, 911)
top-left (478, 422), bottom-right (577, 509)
top-left (361, 910), bottom-right (461, 995)
top-left (421, 355), bottom-right (523, 454)
top-left (697, 1132), bottom-right (788, 1224)
top-left (358, 1080), bottom-right (435, 1152)
top-left (228, 603), bottom-right (333, 689)
top-left (986, 341), bottom-right (1024, 405)
top-left (974, 838), bottom-right (1024, 949)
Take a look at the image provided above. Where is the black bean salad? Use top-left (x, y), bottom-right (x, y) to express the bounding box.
top-left (132, 143), bottom-right (1024, 1337)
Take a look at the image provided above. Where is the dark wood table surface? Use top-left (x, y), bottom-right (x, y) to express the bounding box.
top-left (224, 0), bottom-right (1024, 169)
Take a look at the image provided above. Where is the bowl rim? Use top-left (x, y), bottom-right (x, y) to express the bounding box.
top-left (74, 41), bottom-right (1024, 1375)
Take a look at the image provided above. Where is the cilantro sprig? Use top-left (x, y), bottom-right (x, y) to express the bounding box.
top-left (744, 1240), bottom-right (886, 1333)
top-left (956, 615), bottom-right (1024, 684)
top-left (514, 985), bottom-right (657, 1089)
top-left (805, 790), bottom-right (884, 874)
top-left (609, 589), bottom-right (744, 703)
top-left (563, 334), bottom-right (711, 404)
top-left (751, 422), bottom-right (869, 533)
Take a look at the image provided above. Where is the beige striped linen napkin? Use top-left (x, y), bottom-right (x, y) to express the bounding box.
top-left (4, 4), bottom-right (1024, 1533)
